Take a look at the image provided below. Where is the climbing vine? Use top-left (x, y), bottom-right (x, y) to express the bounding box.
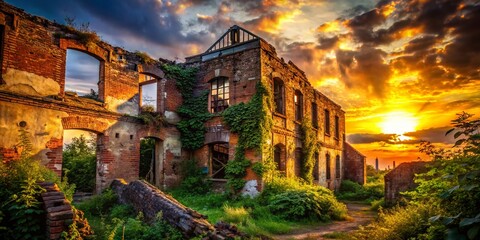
top-left (222, 82), bottom-right (275, 192)
top-left (300, 117), bottom-right (318, 184)
top-left (162, 64), bottom-right (212, 150)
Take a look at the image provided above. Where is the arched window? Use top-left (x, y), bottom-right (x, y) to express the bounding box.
top-left (326, 153), bottom-right (331, 180)
top-left (274, 144), bottom-right (286, 172)
top-left (273, 79), bottom-right (285, 114)
top-left (210, 143), bottom-right (229, 179)
top-left (294, 90), bottom-right (303, 121)
top-left (335, 155), bottom-right (341, 178)
top-left (210, 77), bottom-right (229, 113)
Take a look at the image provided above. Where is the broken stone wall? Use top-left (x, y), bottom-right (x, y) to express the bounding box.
top-left (0, 2), bottom-right (181, 192)
top-left (384, 161), bottom-right (428, 205)
top-left (343, 142), bottom-right (366, 185)
top-left (259, 40), bottom-right (345, 190)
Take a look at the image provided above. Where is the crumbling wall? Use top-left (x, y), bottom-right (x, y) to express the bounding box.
top-left (0, 2), bottom-right (181, 192)
top-left (384, 161), bottom-right (428, 205)
top-left (259, 40), bottom-right (345, 190)
top-left (111, 179), bottom-right (244, 239)
top-left (343, 142), bottom-right (366, 185)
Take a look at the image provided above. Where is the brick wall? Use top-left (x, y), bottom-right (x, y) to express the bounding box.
top-left (343, 142), bottom-right (366, 185)
top-left (384, 161), bottom-right (428, 205)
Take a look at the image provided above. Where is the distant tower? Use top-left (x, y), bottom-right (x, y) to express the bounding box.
top-left (375, 157), bottom-right (379, 172)
top-left (393, 161), bottom-right (396, 168)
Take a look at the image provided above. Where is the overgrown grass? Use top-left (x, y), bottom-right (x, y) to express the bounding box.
top-left (169, 176), bottom-right (349, 237)
top-left (76, 189), bottom-right (182, 240)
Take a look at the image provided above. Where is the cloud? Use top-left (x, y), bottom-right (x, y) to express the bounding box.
top-left (404, 127), bottom-right (455, 144)
top-left (347, 133), bottom-right (396, 144)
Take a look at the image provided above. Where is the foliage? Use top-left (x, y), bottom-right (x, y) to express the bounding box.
top-left (62, 134), bottom-right (96, 192)
top-left (137, 105), bottom-right (164, 128)
top-left (251, 162), bottom-right (265, 177)
top-left (353, 112), bottom-right (480, 239)
top-left (177, 158), bottom-right (211, 194)
top-left (63, 16), bottom-right (100, 45)
top-left (163, 64), bottom-right (212, 150)
top-left (176, 91), bottom-right (212, 150)
top-left (61, 207), bottom-right (93, 240)
top-left (0, 129), bottom-right (78, 239)
top-left (222, 82), bottom-right (273, 194)
top-left (351, 204), bottom-right (443, 240)
top-left (261, 176), bottom-right (348, 222)
top-left (76, 188), bottom-right (118, 216)
top-left (135, 51), bottom-right (155, 64)
top-left (139, 138), bottom-right (155, 182)
top-left (225, 148), bottom-right (251, 193)
top-left (300, 117), bottom-right (318, 184)
top-left (336, 180), bottom-right (384, 202)
top-left (77, 190), bottom-right (182, 240)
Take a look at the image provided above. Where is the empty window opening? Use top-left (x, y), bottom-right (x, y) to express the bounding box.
top-left (274, 144), bottom-right (286, 172)
top-left (140, 82), bottom-right (158, 112)
top-left (294, 148), bottom-right (303, 177)
top-left (324, 109), bottom-right (331, 135)
top-left (65, 49), bottom-right (100, 99)
top-left (294, 90), bottom-right (303, 121)
top-left (273, 79), bottom-right (285, 114)
top-left (139, 137), bottom-right (164, 186)
top-left (326, 153), bottom-right (331, 180)
top-left (335, 155), bottom-right (341, 178)
top-left (335, 116), bottom-right (340, 139)
top-left (312, 102), bottom-right (318, 128)
top-left (62, 129), bottom-right (97, 194)
top-left (211, 143), bottom-right (229, 179)
top-left (210, 77), bottom-right (229, 113)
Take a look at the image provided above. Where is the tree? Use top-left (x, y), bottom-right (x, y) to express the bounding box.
top-left (62, 134), bottom-right (96, 192)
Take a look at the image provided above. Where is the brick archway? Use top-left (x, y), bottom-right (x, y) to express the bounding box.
top-left (61, 116), bottom-right (108, 134)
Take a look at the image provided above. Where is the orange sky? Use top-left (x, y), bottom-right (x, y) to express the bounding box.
top-left (11, 0), bottom-right (480, 169)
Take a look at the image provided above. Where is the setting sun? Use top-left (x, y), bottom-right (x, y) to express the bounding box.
top-left (380, 111), bottom-right (418, 135)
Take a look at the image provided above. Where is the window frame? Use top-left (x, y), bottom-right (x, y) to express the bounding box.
top-left (273, 78), bottom-right (285, 115)
top-left (294, 90), bottom-right (303, 122)
top-left (324, 109), bottom-right (330, 136)
top-left (210, 143), bottom-right (229, 179)
top-left (334, 115), bottom-right (340, 139)
top-left (312, 102), bottom-right (318, 128)
top-left (210, 77), bottom-right (230, 113)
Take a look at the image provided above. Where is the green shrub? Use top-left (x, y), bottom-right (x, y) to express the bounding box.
top-left (62, 134), bottom-right (96, 192)
top-left (222, 205), bottom-right (250, 224)
top-left (177, 158), bottom-right (210, 195)
top-left (351, 204), bottom-right (442, 240)
top-left (76, 188), bottom-right (118, 216)
top-left (336, 180), bottom-right (383, 202)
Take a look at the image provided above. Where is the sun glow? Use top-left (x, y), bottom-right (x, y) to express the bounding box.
top-left (380, 111), bottom-right (418, 135)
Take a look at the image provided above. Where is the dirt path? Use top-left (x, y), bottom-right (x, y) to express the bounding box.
top-left (272, 202), bottom-right (376, 240)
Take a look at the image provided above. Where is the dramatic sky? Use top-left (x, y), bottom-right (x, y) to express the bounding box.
top-left (8, 0), bottom-right (480, 169)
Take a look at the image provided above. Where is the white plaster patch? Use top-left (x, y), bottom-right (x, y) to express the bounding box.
top-left (164, 111), bottom-right (180, 124)
top-left (164, 137), bottom-right (181, 157)
top-left (215, 69), bottom-right (220, 77)
top-left (105, 96), bottom-right (139, 115)
top-left (1, 68), bottom-right (60, 96)
top-left (242, 180), bottom-right (259, 198)
top-left (53, 164), bottom-right (62, 171)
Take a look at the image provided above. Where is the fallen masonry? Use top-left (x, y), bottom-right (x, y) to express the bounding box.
top-left (111, 179), bottom-right (245, 239)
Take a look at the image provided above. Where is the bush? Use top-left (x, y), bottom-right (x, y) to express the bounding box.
top-left (76, 188), bottom-right (118, 216)
top-left (62, 134), bottom-right (96, 192)
top-left (336, 180), bottom-right (383, 202)
top-left (262, 177), bottom-right (348, 222)
top-left (177, 158), bottom-right (211, 195)
top-left (351, 204), bottom-right (443, 240)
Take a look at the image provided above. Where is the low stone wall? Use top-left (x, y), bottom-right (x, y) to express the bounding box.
top-left (111, 179), bottom-right (245, 239)
top-left (384, 162), bottom-right (428, 205)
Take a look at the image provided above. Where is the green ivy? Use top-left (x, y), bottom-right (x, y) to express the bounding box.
top-left (222, 82), bottom-right (275, 193)
top-left (300, 117), bottom-right (318, 184)
top-left (162, 64), bottom-right (212, 150)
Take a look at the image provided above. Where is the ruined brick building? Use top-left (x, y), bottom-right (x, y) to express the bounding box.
top-left (0, 2), bottom-right (365, 193)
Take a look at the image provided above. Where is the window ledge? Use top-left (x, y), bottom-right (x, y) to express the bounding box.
top-left (273, 112), bottom-right (286, 118)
